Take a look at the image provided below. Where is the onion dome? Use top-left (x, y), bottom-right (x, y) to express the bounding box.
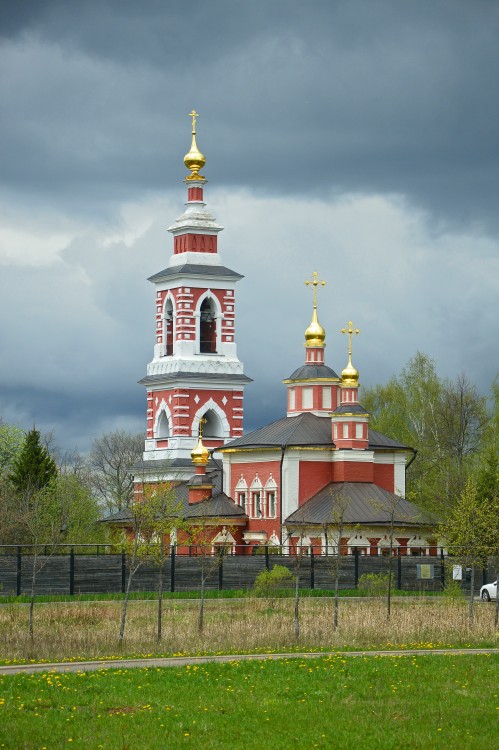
top-left (304, 307), bottom-right (326, 347)
top-left (341, 356), bottom-right (359, 385)
top-left (191, 434), bottom-right (209, 466)
top-left (184, 109), bottom-right (206, 180)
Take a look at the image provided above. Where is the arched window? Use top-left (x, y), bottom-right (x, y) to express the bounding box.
top-left (156, 410), bottom-right (170, 439)
top-left (265, 475), bottom-right (278, 519)
top-left (250, 476), bottom-right (263, 519)
top-left (235, 476), bottom-right (248, 512)
top-left (200, 297), bottom-right (217, 353)
top-left (163, 298), bottom-right (174, 356)
top-left (201, 409), bottom-right (223, 439)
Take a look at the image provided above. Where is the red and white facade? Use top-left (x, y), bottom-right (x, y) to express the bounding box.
top-left (127, 118), bottom-right (433, 556)
top-left (139, 172), bottom-right (250, 476)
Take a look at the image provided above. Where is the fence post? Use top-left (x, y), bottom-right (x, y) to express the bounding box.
top-left (310, 548), bottom-right (315, 590)
top-left (397, 553), bottom-right (402, 591)
top-left (440, 548), bottom-right (445, 590)
top-left (264, 545), bottom-right (270, 571)
top-left (69, 547), bottom-right (75, 596)
top-left (16, 546), bottom-right (22, 596)
top-left (170, 545), bottom-right (176, 593)
top-left (218, 551), bottom-right (224, 591)
top-left (121, 552), bottom-right (126, 594)
top-left (354, 547), bottom-right (359, 588)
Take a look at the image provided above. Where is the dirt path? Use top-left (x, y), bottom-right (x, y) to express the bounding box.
top-left (1, 648), bottom-right (498, 675)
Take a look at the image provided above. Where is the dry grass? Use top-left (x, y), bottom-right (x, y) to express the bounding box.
top-left (0, 597), bottom-right (497, 663)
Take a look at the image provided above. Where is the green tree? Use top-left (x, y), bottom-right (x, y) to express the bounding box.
top-left (361, 353), bottom-right (489, 516)
top-left (442, 478), bottom-right (493, 626)
top-left (0, 421), bottom-right (25, 474)
top-left (9, 428), bottom-right (57, 493)
top-left (475, 447), bottom-right (499, 626)
top-left (139, 481), bottom-right (185, 643)
top-left (322, 490), bottom-right (350, 631)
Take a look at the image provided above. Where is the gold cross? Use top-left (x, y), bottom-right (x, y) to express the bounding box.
top-left (305, 271), bottom-right (326, 308)
top-left (188, 109), bottom-right (199, 134)
top-left (198, 417), bottom-right (207, 439)
top-left (341, 321), bottom-right (360, 358)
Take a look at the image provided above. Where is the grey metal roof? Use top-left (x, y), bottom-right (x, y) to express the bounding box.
top-left (148, 264), bottom-right (243, 283)
top-left (185, 492), bottom-right (248, 519)
top-left (139, 372), bottom-right (252, 386)
top-left (220, 413), bottom-right (410, 451)
top-left (221, 413), bottom-right (332, 449)
top-left (285, 482), bottom-right (429, 527)
top-left (284, 364), bottom-right (339, 381)
top-left (367, 429), bottom-right (412, 450)
top-left (333, 403), bottom-right (369, 415)
top-left (102, 470), bottom-right (226, 523)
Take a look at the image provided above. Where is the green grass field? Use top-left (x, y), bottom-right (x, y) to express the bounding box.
top-left (1, 653), bottom-right (497, 749)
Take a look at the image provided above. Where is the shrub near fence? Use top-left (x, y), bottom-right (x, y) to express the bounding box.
top-left (0, 546), bottom-right (495, 597)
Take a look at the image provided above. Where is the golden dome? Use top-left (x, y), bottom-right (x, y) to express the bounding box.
top-left (341, 355), bottom-right (359, 385)
top-left (184, 109), bottom-right (206, 180)
top-left (304, 307), bottom-right (326, 348)
top-left (191, 435), bottom-right (210, 466)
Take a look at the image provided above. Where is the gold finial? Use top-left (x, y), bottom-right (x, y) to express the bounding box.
top-left (304, 272), bottom-right (326, 347)
top-left (191, 417), bottom-right (210, 466)
top-left (184, 109), bottom-right (206, 181)
top-left (340, 321), bottom-right (360, 384)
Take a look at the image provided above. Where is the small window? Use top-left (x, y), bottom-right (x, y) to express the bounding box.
top-left (252, 492), bottom-right (262, 518)
top-left (238, 492), bottom-right (246, 512)
top-left (289, 389), bottom-right (296, 410)
top-left (355, 423), bottom-right (363, 439)
top-left (267, 491), bottom-right (276, 517)
top-left (302, 387), bottom-right (313, 409)
top-left (321, 387), bottom-right (331, 409)
top-left (343, 423), bottom-right (349, 438)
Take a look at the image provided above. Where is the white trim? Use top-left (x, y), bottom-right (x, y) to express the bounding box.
top-left (192, 398), bottom-right (230, 438)
top-left (153, 400), bottom-right (173, 439)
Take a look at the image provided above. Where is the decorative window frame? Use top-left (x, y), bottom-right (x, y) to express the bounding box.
top-left (195, 289), bottom-right (222, 355)
top-left (250, 475), bottom-right (263, 519)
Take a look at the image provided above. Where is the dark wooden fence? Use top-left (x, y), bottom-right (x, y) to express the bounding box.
top-left (0, 546), bottom-right (494, 597)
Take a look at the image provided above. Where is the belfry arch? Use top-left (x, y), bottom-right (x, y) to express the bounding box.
top-left (192, 399), bottom-right (230, 440)
top-left (199, 296), bottom-right (218, 353)
top-left (163, 296), bottom-right (174, 356)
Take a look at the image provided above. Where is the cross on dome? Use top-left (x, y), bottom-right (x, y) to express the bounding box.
top-left (340, 320), bottom-right (360, 384)
top-left (305, 271), bottom-right (326, 309)
top-left (184, 108), bottom-right (206, 180)
top-left (304, 271), bottom-right (326, 348)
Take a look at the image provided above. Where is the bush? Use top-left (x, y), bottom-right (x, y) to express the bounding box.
top-left (253, 565), bottom-right (294, 606)
top-left (357, 573), bottom-right (389, 597)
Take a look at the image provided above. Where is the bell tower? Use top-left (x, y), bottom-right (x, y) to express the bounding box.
top-left (140, 111), bottom-right (251, 476)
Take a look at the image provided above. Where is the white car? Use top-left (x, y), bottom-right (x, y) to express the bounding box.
top-left (480, 581), bottom-right (497, 601)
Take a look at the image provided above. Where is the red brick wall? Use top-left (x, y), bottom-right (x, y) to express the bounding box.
top-left (298, 461), bottom-right (332, 503)
top-left (373, 463), bottom-right (395, 492)
top-left (332, 461), bottom-right (373, 483)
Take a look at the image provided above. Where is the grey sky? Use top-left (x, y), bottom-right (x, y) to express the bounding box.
top-left (0, 0), bottom-right (497, 452)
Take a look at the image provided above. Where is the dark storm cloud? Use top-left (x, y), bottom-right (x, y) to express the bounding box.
top-left (0, 0), bottom-right (497, 453)
top-left (0, 0), bottom-right (497, 228)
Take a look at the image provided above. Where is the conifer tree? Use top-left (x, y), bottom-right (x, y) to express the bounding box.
top-left (9, 428), bottom-right (57, 493)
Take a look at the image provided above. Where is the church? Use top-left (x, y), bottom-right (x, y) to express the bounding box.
top-left (107, 112), bottom-right (436, 557)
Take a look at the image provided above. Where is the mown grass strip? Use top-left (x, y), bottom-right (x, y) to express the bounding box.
top-left (0, 653), bottom-right (497, 749)
top-left (0, 587), bottom-right (440, 604)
